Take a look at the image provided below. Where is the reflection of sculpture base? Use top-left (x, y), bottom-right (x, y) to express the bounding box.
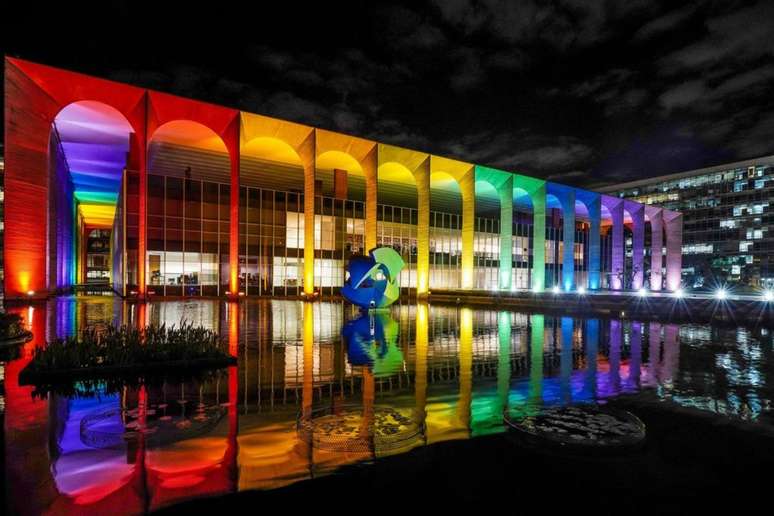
top-left (297, 405), bottom-right (424, 454)
top-left (505, 404), bottom-right (646, 454)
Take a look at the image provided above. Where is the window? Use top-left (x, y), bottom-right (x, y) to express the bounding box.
top-left (148, 252), bottom-right (164, 285)
top-left (740, 241), bottom-right (753, 252)
top-left (720, 219), bottom-right (737, 229)
top-left (683, 243), bottom-right (713, 254)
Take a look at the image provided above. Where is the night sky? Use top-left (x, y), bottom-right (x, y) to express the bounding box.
top-left (4, 0), bottom-right (774, 187)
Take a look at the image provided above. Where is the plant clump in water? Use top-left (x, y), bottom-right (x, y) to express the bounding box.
top-left (23, 323), bottom-right (232, 376)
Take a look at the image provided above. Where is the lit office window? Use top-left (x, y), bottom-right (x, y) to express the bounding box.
top-left (720, 220), bottom-right (737, 229)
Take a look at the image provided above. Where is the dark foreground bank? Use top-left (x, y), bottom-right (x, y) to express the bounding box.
top-left (157, 396), bottom-right (774, 515)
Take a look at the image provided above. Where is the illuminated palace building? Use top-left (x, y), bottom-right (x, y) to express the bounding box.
top-left (601, 156), bottom-right (774, 288)
top-left (3, 59), bottom-right (682, 300)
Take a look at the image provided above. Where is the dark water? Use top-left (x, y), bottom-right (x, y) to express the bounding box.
top-left (3, 296), bottom-right (774, 515)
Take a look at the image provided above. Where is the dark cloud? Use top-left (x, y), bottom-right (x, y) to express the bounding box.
top-left (659, 2), bottom-right (774, 72)
top-left (633, 5), bottom-right (697, 41)
top-left (3, 0), bottom-right (774, 186)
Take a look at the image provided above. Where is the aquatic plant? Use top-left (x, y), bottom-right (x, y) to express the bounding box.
top-left (23, 322), bottom-right (232, 377)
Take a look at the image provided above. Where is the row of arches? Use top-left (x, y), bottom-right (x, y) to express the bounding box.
top-left (4, 58), bottom-right (682, 299)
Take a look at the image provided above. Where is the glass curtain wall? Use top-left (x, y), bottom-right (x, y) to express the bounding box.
top-left (126, 174), bottom-right (596, 296)
top-left (240, 187), bottom-right (304, 296)
top-left (145, 174), bottom-right (226, 296)
top-left (429, 211), bottom-right (463, 290)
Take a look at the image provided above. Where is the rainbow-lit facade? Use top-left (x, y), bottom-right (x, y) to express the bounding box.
top-left (3, 58), bottom-right (682, 299)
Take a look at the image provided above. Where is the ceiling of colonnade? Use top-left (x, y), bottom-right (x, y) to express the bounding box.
top-left (53, 101), bottom-right (132, 227)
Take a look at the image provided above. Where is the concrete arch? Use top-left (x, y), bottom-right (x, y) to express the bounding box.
top-left (315, 129), bottom-right (377, 251)
top-left (624, 200), bottom-right (646, 290)
top-left (645, 206), bottom-right (664, 290)
top-left (377, 144), bottom-right (429, 293)
top-left (51, 101), bottom-right (135, 290)
top-left (146, 91), bottom-right (240, 296)
top-left (663, 210), bottom-right (683, 291)
top-left (601, 195), bottom-right (625, 290)
top-left (475, 166), bottom-right (514, 290)
top-left (240, 113), bottom-right (315, 294)
top-left (547, 183), bottom-right (577, 291)
top-left (513, 176), bottom-right (546, 291)
top-left (147, 120), bottom-right (231, 295)
top-left (431, 156), bottom-right (475, 289)
top-left (575, 190), bottom-right (601, 290)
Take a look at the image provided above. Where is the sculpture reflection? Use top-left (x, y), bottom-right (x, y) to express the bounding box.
top-left (342, 310), bottom-right (404, 377)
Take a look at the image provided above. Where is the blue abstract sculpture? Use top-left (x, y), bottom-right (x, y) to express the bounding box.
top-left (341, 247), bottom-right (405, 309)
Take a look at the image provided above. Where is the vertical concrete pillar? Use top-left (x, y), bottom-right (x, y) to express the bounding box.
top-left (561, 190), bottom-right (576, 291)
top-left (459, 169), bottom-right (476, 290)
top-left (136, 129), bottom-right (148, 297)
top-left (587, 196), bottom-right (601, 289)
top-left (415, 159), bottom-right (431, 295)
top-left (364, 146), bottom-right (378, 252)
top-left (664, 211), bottom-right (683, 292)
top-left (299, 132), bottom-right (316, 295)
top-left (498, 177), bottom-right (514, 290)
top-left (647, 207), bottom-right (664, 291)
top-left (228, 121), bottom-right (240, 295)
top-left (627, 201), bottom-right (645, 290)
top-left (606, 198), bottom-right (625, 290)
top-left (531, 185), bottom-right (546, 292)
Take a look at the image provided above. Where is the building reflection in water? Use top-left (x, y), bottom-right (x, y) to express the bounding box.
top-left (2, 297), bottom-right (772, 515)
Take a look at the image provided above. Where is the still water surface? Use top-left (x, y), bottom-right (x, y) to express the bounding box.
top-left (3, 296), bottom-right (774, 514)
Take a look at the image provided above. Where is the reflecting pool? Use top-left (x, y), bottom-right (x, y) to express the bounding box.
top-left (3, 296), bottom-right (774, 514)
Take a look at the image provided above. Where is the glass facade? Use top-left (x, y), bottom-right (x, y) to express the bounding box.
top-left (605, 158), bottom-right (774, 288)
top-left (112, 153), bottom-right (605, 297)
top-left (144, 174), bottom-right (229, 296)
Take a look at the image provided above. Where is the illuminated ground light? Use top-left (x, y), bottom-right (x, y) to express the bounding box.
top-left (577, 286), bottom-right (586, 295)
top-left (674, 288), bottom-right (684, 298)
top-left (552, 285), bottom-right (560, 294)
top-left (764, 290), bottom-right (774, 302)
top-left (638, 288), bottom-right (648, 297)
top-left (714, 288), bottom-right (728, 301)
